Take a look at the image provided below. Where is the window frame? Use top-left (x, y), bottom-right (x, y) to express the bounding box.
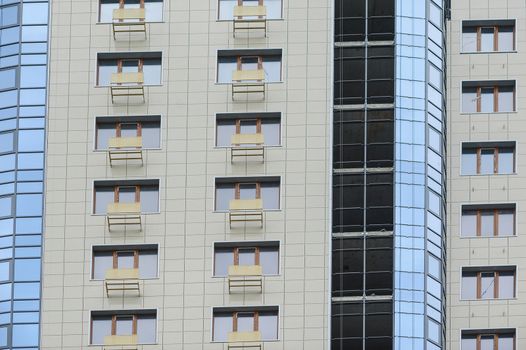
top-left (461, 329), bottom-right (516, 350)
top-left (90, 310), bottom-right (157, 345)
top-left (215, 48), bottom-right (283, 84)
top-left (461, 143), bottom-right (516, 175)
top-left (98, 0), bottom-right (165, 23)
top-left (214, 176), bottom-right (281, 212)
top-left (91, 244), bottom-right (160, 280)
top-left (460, 267), bottom-right (517, 300)
top-left (92, 179), bottom-right (161, 215)
top-left (96, 52), bottom-right (163, 87)
top-left (460, 205), bottom-right (516, 238)
top-left (94, 115), bottom-right (162, 151)
top-left (211, 306), bottom-right (279, 342)
top-left (213, 241), bottom-right (280, 277)
top-left (215, 112), bottom-right (282, 148)
top-left (461, 20), bottom-right (516, 53)
top-left (216, 0), bottom-right (284, 21)
top-left (461, 81), bottom-right (516, 113)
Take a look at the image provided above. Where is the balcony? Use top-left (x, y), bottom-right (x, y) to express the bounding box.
top-left (227, 331), bottom-right (262, 350)
top-left (104, 268), bottom-right (140, 297)
top-left (108, 136), bottom-right (143, 166)
top-left (231, 133), bottom-right (265, 162)
top-left (229, 199), bottom-right (263, 227)
top-left (104, 335), bottom-right (138, 350)
top-left (110, 72), bottom-right (145, 103)
top-left (106, 202), bottom-right (142, 231)
top-left (233, 5), bottom-right (267, 37)
top-left (232, 69), bottom-right (265, 100)
top-left (228, 265), bottom-right (262, 293)
top-left (112, 8), bottom-right (147, 39)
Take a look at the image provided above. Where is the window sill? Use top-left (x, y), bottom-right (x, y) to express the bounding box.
top-left (92, 211), bottom-right (161, 216)
top-left (460, 50), bottom-right (517, 54)
top-left (459, 235), bottom-right (517, 239)
top-left (213, 209), bottom-right (281, 213)
top-left (210, 339), bottom-right (280, 343)
top-left (215, 81), bottom-right (284, 85)
top-left (93, 148), bottom-right (162, 152)
top-left (460, 173), bottom-right (517, 177)
top-left (211, 274), bottom-right (280, 279)
top-left (460, 297), bottom-right (517, 301)
top-left (95, 84), bottom-right (163, 88)
top-left (90, 343), bottom-right (158, 347)
top-left (96, 21), bottom-right (165, 25)
top-left (216, 18), bottom-right (284, 22)
top-left (459, 111), bottom-right (517, 115)
top-left (214, 145), bottom-right (282, 149)
top-left (90, 277), bottom-right (160, 282)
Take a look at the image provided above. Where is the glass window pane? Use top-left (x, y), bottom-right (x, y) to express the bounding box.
top-left (117, 251), bottom-right (134, 269)
top-left (16, 194), bottom-right (43, 216)
top-left (96, 124), bottom-right (116, 149)
top-left (498, 26), bottom-right (514, 51)
top-left (0, 196), bottom-right (12, 217)
top-left (0, 68), bottom-right (16, 90)
top-left (0, 260), bottom-right (9, 282)
top-left (116, 316), bottom-right (133, 335)
top-left (140, 186), bottom-right (159, 212)
top-left (93, 252), bottom-right (113, 279)
top-left (462, 88), bottom-right (477, 113)
top-left (480, 27), bottom-right (494, 51)
top-left (0, 326), bottom-right (6, 347)
top-left (143, 59), bottom-right (161, 85)
top-left (427, 319), bottom-right (440, 344)
top-left (12, 324), bottom-right (39, 347)
top-left (237, 313), bottom-right (254, 332)
top-left (216, 120), bottom-right (236, 147)
top-left (97, 60), bottom-right (117, 86)
top-left (20, 66), bottom-right (47, 88)
top-left (263, 57), bottom-right (281, 82)
top-left (499, 272), bottom-right (515, 298)
top-left (461, 211), bottom-right (476, 237)
top-left (13, 282), bottom-right (39, 299)
top-left (461, 273), bottom-right (477, 299)
top-left (137, 315), bottom-right (156, 343)
top-left (141, 122), bottom-right (161, 148)
top-left (461, 149), bottom-right (477, 175)
top-left (213, 314), bottom-right (232, 341)
top-left (480, 336), bottom-right (493, 350)
top-left (1, 5), bottom-right (18, 26)
top-left (461, 336), bottom-right (477, 350)
top-left (480, 149), bottom-right (494, 174)
top-left (99, 1), bottom-right (119, 22)
top-left (498, 148), bottom-right (514, 174)
top-left (428, 255), bottom-right (441, 281)
top-left (498, 210), bottom-right (514, 236)
top-left (480, 88), bottom-right (494, 112)
top-left (480, 211), bottom-right (494, 237)
top-left (144, 1), bottom-right (163, 22)
top-left (261, 119), bottom-right (280, 146)
top-left (217, 57), bottom-right (237, 83)
top-left (0, 131), bottom-right (14, 153)
top-left (22, 3), bottom-right (48, 24)
top-left (498, 86), bottom-right (514, 112)
top-left (214, 249), bottom-right (233, 277)
top-left (14, 258), bottom-right (40, 281)
top-left (18, 129), bottom-right (45, 152)
top-left (261, 182), bottom-right (279, 209)
top-left (138, 251), bottom-right (158, 278)
top-left (95, 187), bottom-right (114, 214)
top-left (91, 318), bottom-right (112, 344)
top-left (238, 249), bottom-right (255, 266)
top-left (260, 248), bottom-right (278, 275)
top-left (239, 183), bottom-right (256, 200)
top-left (215, 184), bottom-right (235, 211)
top-left (499, 334), bottom-right (514, 350)
top-left (480, 272), bottom-right (495, 299)
top-left (259, 312), bottom-right (278, 340)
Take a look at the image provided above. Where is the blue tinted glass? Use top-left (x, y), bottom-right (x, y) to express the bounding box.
top-left (0, 171), bottom-right (14, 183)
top-left (13, 282), bottom-right (39, 299)
top-left (0, 300), bottom-right (10, 312)
top-left (0, 196), bottom-right (12, 217)
top-left (0, 154), bottom-right (15, 171)
top-left (0, 283), bottom-right (11, 300)
top-left (16, 182), bottom-right (43, 193)
top-left (20, 54), bottom-right (47, 65)
top-left (17, 153), bottom-right (44, 170)
top-left (22, 3), bottom-right (48, 24)
top-left (15, 247), bottom-right (41, 258)
top-left (19, 88), bottom-right (46, 105)
top-left (16, 194), bottom-right (43, 216)
top-left (13, 300), bottom-right (40, 311)
top-left (0, 247), bottom-right (12, 259)
top-left (0, 118), bottom-right (17, 131)
top-left (14, 258), bottom-right (40, 281)
top-left (0, 43), bottom-right (19, 57)
top-left (20, 66), bottom-right (47, 88)
top-left (0, 5), bottom-right (18, 27)
top-left (0, 54), bottom-right (20, 68)
top-left (13, 311), bottom-right (39, 323)
top-left (12, 324), bottom-right (39, 346)
top-left (1, 26), bottom-right (19, 45)
top-left (0, 90), bottom-right (17, 109)
top-left (0, 182), bottom-right (15, 196)
top-left (19, 106), bottom-right (45, 117)
top-left (17, 171), bottom-right (43, 181)
top-left (0, 68), bottom-right (16, 90)
top-left (21, 43), bottom-right (47, 53)
top-left (0, 235), bottom-right (13, 247)
top-left (15, 235), bottom-right (41, 246)
top-left (0, 218), bottom-right (13, 236)
top-left (0, 326), bottom-right (6, 347)
top-left (0, 107), bottom-right (16, 120)
top-left (18, 130), bottom-right (45, 152)
top-left (18, 118), bottom-right (45, 129)
top-left (21, 25), bottom-right (47, 42)
top-left (15, 218), bottom-right (41, 235)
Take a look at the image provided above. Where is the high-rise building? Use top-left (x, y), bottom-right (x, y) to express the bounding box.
top-left (446, 1), bottom-right (525, 350)
top-left (0, 0), bottom-right (49, 348)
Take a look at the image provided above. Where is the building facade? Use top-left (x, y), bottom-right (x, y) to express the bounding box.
top-left (446, 1), bottom-right (525, 349)
top-left (0, 0), bottom-right (49, 348)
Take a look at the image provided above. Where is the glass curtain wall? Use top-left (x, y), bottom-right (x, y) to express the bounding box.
top-left (0, 0), bottom-right (49, 349)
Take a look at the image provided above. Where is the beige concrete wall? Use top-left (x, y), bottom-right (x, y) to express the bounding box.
top-left (41, 1), bottom-right (332, 349)
top-left (447, 1), bottom-right (526, 349)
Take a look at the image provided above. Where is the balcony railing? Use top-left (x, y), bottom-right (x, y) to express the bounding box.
top-left (233, 5), bottom-right (267, 37)
top-left (103, 335), bottom-right (138, 350)
top-left (231, 133), bottom-right (265, 162)
top-left (227, 331), bottom-right (262, 350)
top-left (110, 72), bottom-right (145, 103)
top-left (231, 69), bottom-right (265, 100)
top-left (104, 268), bottom-right (140, 297)
top-left (106, 202), bottom-right (142, 231)
top-left (228, 265), bottom-right (262, 293)
top-left (112, 8), bottom-right (147, 39)
top-left (228, 199), bottom-right (263, 227)
top-left (108, 136), bottom-right (143, 166)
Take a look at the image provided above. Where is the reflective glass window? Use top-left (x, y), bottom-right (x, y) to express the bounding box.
top-left (22, 3), bottom-right (48, 24)
top-left (14, 258), bottom-right (40, 281)
top-left (0, 195), bottom-right (12, 217)
top-left (20, 66), bottom-right (47, 88)
top-left (212, 313), bottom-right (232, 342)
top-left (18, 129), bottom-right (45, 152)
top-left (16, 194), bottom-right (42, 216)
top-left (21, 25), bottom-right (47, 42)
top-left (216, 115), bottom-right (280, 147)
top-left (97, 56), bottom-right (161, 86)
top-left (0, 67), bottom-right (16, 90)
top-left (12, 324), bottom-right (39, 347)
top-left (0, 4), bottom-right (18, 27)
top-left (462, 145), bottom-right (515, 175)
top-left (214, 244), bottom-right (279, 277)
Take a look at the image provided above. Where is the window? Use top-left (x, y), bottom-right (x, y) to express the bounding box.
top-left (90, 310), bottom-right (156, 345)
top-left (461, 205), bottom-right (515, 237)
top-left (461, 267), bottom-right (516, 300)
top-left (214, 241), bottom-right (279, 277)
top-left (95, 116), bottom-right (161, 150)
top-left (215, 177), bottom-right (280, 211)
top-left (462, 20), bottom-right (515, 52)
top-left (462, 81), bottom-right (515, 113)
top-left (216, 113), bottom-right (280, 147)
top-left (335, 0), bottom-right (395, 42)
top-left (92, 245), bottom-right (158, 279)
top-left (461, 143), bottom-right (515, 175)
top-left (212, 307), bottom-right (278, 342)
top-left (462, 329), bottom-right (515, 350)
top-left (99, 0), bottom-right (163, 22)
top-left (93, 180), bottom-right (159, 214)
top-left (217, 49), bottom-right (282, 83)
top-left (97, 52), bottom-right (162, 86)
top-left (218, 0), bottom-right (282, 20)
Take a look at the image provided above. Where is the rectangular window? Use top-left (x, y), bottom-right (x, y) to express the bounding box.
top-left (214, 241), bottom-right (279, 277)
top-left (95, 116), bottom-right (161, 150)
top-left (218, 0), bottom-right (282, 20)
top-left (216, 113), bottom-right (280, 147)
top-left (462, 20), bottom-right (515, 52)
top-left (461, 267), bottom-right (516, 300)
top-left (215, 177), bottom-right (280, 211)
top-left (92, 244), bottom-right (158, 279)
top-left (97, 52), bottom-right (162, 86)
top-left (461, 143), bottom-right (515, 175)
top-left (99, 0), bottom-right (163, 22)
top-left (212, 307), bottom-right (278, 342)
top-left (217, 49), bottom-right (282, 83)
top-left (461, 205), bottom-right (515, 237)
top-left (461, 329), bottom-right (516, 350)
top-left (93, 179), bottom-right (159, 214)
top-left (462, 81), bottom-right (515, 113)
top-left (90, 310), bottom-right (156, 345)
